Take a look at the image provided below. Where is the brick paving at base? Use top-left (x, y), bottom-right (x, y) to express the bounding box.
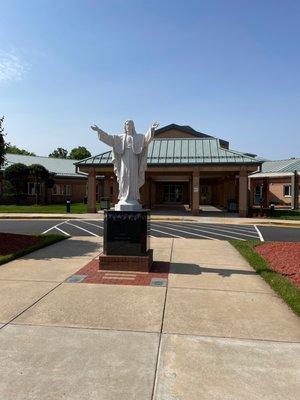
top-left (68, 259), bottom-right (170, 286)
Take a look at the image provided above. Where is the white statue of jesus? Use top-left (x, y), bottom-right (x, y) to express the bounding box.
top-left (91, 120), bottom-right (159, 211)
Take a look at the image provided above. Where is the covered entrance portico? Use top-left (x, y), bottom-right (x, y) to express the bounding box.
top-left (140, 167), bottom-right (252, 216)
top-left (76, 163), bottom-right (258, 217)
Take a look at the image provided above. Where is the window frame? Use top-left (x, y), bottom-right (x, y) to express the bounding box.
top-left (283, 185), bottom-right (291, 197)
top-left (27, 182), bottom-right (40, 195)
top-left (52, 184), bottom-right (72, 196)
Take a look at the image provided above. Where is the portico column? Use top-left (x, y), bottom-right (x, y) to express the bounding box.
top-left (262, 178), bottom-right (269, 208)
top-left (87, 170), bottom-right (97, 213)
top-left (248, 177), bottom-right (254, 208)
top-left (291, 171), bottom-right (299, 210)
top-left (150, 180), bottom-right (156, 207)
top-left (239, 168), bottom-right (248, 217)
top-left (223, 179), bottom-right (229, 209)
top-left (192, 170), bottom-right (200, 216)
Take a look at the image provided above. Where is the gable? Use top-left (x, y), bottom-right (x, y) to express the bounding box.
top-left (154, 124), bottom-right (229, 148)
top-left (155, 128), bottom-right (199, 139)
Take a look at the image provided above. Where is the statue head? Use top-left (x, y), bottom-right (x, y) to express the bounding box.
top-left (124, 120), bottom-right (136, 136)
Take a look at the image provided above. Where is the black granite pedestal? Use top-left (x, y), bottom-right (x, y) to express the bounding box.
top-left (100, 210), bottom-right (152, 271)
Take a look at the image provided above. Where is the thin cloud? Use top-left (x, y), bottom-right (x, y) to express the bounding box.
top-left (0, 50), bottom-right (28, 82)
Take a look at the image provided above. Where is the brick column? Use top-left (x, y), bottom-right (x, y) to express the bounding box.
top-left (291, 171), bottom-right (299, 210)
top-left (144, 178), bottom-right (151, 209)
top-left (151, 180), bottom-right (156, 207)
top-left (223, 179), bottom-right (229, 209)
top-left (87, 170), bottom-right (97, 213)
top-left (248, 178), bottom-right (254, 208)
top-left (238, 169), bottom-right (248, 217)
top-left (262, 178), bottom-right (269, 208)
top-left (192, 170), bottom-right (200, 215)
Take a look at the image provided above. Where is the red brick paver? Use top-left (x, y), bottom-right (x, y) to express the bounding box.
top-left (70, 259), bottom-right (169, 286)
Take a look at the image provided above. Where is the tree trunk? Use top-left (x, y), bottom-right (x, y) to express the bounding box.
top-left (35, 178), bottom-right (39, 205)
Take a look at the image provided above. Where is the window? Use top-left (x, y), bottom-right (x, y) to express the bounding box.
top-left (52, 184), bottom-right (72, 196)
top-left (66, 185), bottom-right (72, 196)
top-left (28, 182), bottom-right (40, 195)
top-left (254, 185), bottom-right (263, 205)
top-left (163, 184), bottom-right (183, 203)
top-left (52, 184), bottom-right (60, 195)
top-left (283, 185), bottom-right (291, 197)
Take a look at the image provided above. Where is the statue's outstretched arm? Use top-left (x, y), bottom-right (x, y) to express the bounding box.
top-left (91, 124), bottom-right (114, 147)
top-left (145, 121), bottom-right (159, 145)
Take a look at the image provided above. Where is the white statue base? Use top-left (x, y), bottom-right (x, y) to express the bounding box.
top-left (114, 200), bottom-right (142, 212)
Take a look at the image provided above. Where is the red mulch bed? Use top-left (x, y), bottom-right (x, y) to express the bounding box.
top-left (0, 233), bottom-right (42, 256)
top-left (255, 242), bottom-right (300, 289)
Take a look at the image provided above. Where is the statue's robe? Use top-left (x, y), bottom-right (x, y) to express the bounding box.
top-left (98, 129), bottom-right (153, 202)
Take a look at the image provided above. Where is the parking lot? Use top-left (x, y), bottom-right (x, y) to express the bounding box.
top-left (0, 219), bottom-right (299, 241)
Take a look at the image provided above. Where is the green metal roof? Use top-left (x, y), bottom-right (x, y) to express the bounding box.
top-left (75, 138), bottom-right (260, 166)
top-left (251, 157), bottom-right (300, 177)
top-left (1, 154), bottom-right (84, 178)
top-left (260, 158), bottom-right (300, 173)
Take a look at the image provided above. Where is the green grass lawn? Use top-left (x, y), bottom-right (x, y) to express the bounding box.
top-left (271, 209), bottom-right (300, 220)
top-left (231, 240), bottom-right (300, 317)
top-left (251, 208), bottom-right (300, 220)
top-left (0, 234), bottom-right (66, 266)
top-left (0, 203), bottom-right (101, 214)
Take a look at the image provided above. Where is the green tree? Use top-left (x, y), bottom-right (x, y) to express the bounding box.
top-left (6, 144), bottom-right (35, 156)
top-left (49, 147), bottom-right (68, 159)
top-left (69, 146), bottom-right (91, 160)
top-left (0, 116), bottom-right (6, 167)
top-left (29, 164), bottom-right (50, 205)
top-left (4, 163), bottom-right (30, 204)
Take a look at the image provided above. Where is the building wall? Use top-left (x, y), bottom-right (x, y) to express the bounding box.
top-left (0, 173), bottom-right (87, 205)
top-left (155, 129), bottom-right (197, 139)
top-left (51, 178), bottom-right (87, 203)
top-left (155, 128), bottom-right (229, 149)
top-left (251, 177), bottom-right (299, 206)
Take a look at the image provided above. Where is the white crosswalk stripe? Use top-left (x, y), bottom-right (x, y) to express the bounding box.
top-left (79, 220), bottom-right (104, 229)
top-left (152, 223), bottom-right (219, 240)
top-left (151, 227), bottom-right (183, 238)
top-left (65, 221), bottom-right (100, 237)
top-left (174, 222), bottom-right (259, 239)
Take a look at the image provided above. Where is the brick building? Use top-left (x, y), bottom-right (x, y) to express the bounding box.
top-left (249, 158), bottom-right (300, 209)
top-left (0, 154), bottom-right (87, 205)
top-left (2, 124), bottom-right (297, 215)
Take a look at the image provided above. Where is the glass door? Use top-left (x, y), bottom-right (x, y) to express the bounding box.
top-left (163, 184), bottom-right (183, 203)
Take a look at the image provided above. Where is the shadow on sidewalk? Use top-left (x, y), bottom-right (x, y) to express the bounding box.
top-left (170, 263), bottom-right (257, 277)
top-left (20, 239), bottom-right (101, 260)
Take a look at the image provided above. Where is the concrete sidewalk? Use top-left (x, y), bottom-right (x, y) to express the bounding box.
top-left (0, 237), bottom-right (299, 399)
top-left (0, 211), bottom-right (299, 226)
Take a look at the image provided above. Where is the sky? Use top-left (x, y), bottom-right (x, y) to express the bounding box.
top-left (0, 0), bottom-right (299, 159)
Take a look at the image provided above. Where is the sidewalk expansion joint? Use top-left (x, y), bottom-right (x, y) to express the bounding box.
top-left (0, 280), bottom-right (65, 331)
top-left (166, 286), bottom-right (274, 295)
top-left (7, 321), bottom-right (161, 336)
top-left (0, 278), bottom-right (62, 283)
top-left (150, 238), bottom-right (174, 400)
top-left (160, 331), bottom-right (300, 345)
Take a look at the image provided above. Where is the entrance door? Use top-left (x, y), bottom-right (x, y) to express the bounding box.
top-left (200, 185), bottom-right (212, 204)
top-left (163, 184), bottom-right (183, 203)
